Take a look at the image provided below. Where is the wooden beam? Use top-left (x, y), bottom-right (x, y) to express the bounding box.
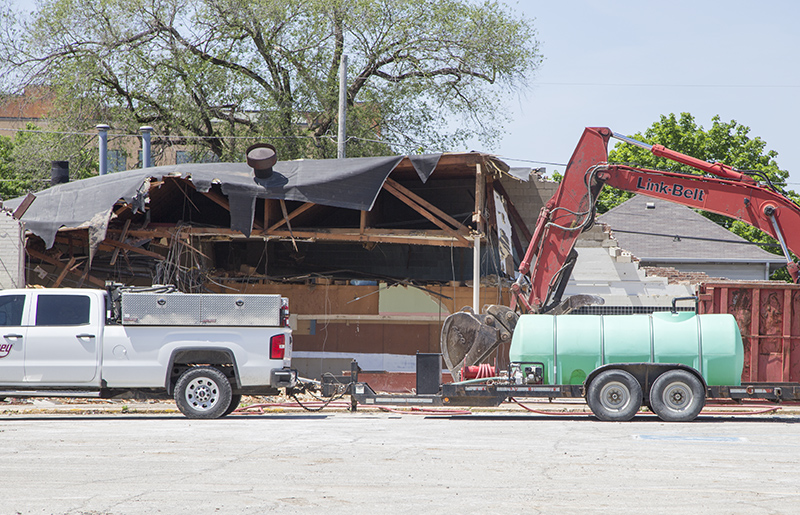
top-left (384, 178), bottom-right (469, 232)
top-left (100, 239), bottom-right (166, 260)
top-left (382, 180), bottom-right (471, 244)
top-left (473, 161), bottom-right (485, 231)
top-left (266, 229), bottom-right (472, 248)
top-left (266, 202), bottom-right (316, 233)
top-left (12, 193), bottom-right (36, 219)
top-left (120, 228), bottom-right (173, 239)
top-left (52, 256), bottom-right (78, 288)
top-left (109, 219), bottom-right (131, 266)
top-left (26, 249), bottom-right (105, 287)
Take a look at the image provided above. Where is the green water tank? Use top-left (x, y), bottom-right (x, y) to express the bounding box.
top-left (509, 312), bottom-right (743, 386)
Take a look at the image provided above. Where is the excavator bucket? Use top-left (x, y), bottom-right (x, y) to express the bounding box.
top-left (440, 305), bottom-right (519, 380)
top-left (440, 296), bottom-right (604, 379)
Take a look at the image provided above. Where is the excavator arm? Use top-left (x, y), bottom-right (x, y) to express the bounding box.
top-left (442, 126), bottom-right (800, 378)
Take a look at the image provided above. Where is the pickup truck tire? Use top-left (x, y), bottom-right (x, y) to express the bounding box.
top-left (649, 369), bottom-right (705, 422)
top-left (587, 369), bottom-right (642, 422)
top-left (174, 366), bottom-right (233, 419)
top-left (223, 394), bottom-right (243, 417)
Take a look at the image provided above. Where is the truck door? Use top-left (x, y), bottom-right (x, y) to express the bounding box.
top-left (24, 292), bottom-right (100, 383)
top-left (0, 293), bottom-right (27, 382)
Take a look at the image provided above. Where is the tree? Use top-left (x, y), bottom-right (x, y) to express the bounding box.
top-left (0, 123), bottom-right (98, 201)
top-left (1, 0), bottom-right (541, 162)
top-left (605, 113), bottom-right (799, 280)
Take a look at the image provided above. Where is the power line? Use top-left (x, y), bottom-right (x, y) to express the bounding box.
top-left (497, 156), bottom-right (567, 167)
top-left (536, 82), bottom-right (800, 89)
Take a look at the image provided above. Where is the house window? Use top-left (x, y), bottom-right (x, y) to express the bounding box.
top-left (108, 150), bottom-right (127, 173)
top-left (138, 150), bottom-right (153, 168)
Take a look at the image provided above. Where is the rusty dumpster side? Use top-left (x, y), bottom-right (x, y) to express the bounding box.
top-left (698, 281), bottom-right (800, 383)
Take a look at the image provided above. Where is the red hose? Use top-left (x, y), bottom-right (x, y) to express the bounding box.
top-left (231, 401), bottom-right (471, 416)
top-left (510, 398), bottom-right (782, 417)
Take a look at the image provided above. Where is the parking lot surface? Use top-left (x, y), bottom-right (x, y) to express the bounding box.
top-left (1, 403), bottom-right (799, 514)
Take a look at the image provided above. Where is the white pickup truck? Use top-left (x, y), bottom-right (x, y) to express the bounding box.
top-left (0, 286), bottom-right (296, 418)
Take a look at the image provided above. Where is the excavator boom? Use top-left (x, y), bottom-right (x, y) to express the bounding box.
top-left (441, 127), bottom-right (800, 378)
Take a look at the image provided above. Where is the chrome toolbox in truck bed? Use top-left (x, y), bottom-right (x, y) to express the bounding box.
top-left (121, 292), bottom-right (283, 326)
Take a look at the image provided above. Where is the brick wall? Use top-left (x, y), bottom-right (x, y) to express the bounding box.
top-left (642, 266), bottom-right (723, 285)
top-left (498, 175), bottom-right (558, 230)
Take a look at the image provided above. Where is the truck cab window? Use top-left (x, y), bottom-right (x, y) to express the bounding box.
top-left (0, 295), bottom-right (25, 326)
top-left (35, 295), bottom-right (91, 326)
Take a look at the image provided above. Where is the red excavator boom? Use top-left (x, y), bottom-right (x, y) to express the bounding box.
top-left (441, 126), bottom-right (800, 378)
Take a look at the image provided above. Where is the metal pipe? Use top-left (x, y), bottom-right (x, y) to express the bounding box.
top-left (611, 132), bottom-right (653, 151)
top-left (766, 209), bottom-right (793, 265)
top-left (140, 126), bottom-right (153, 168)
top-left (473, 234), bottom-right (480, 312)
top-left (337, 54), bottom-right (347, 159)
top-left (473, 161), bottom-right (483, 312)
top-left (97, 124), bottom-right (110, 175)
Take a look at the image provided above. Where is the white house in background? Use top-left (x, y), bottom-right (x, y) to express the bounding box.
top-left (597, 195), bottom-right (786, 281)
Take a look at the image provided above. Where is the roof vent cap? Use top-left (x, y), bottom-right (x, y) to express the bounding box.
top-left (246, 143), bottom-right (277, 179)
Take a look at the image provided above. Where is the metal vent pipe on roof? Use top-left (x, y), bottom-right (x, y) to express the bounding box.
top-left (246, 143), bottom-right (277, 179)
top-left (97, 124), bottom-right (110, 175)
top-left (140, 126), bottom-right (153, 168)
top-left (50, 161), bottom-right (68, 186)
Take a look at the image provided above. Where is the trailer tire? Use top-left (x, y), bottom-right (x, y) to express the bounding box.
top-left (587, 369), bottom-right (642, 421)
top-left (649, 369), bottom-right (705, 422)
top-left (174, 366), bottom-right (232, 419)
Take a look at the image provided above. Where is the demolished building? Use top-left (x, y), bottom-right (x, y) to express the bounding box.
top-left (4, 152), bottom-right (542, 383)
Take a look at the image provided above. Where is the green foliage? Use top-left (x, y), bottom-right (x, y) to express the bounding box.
top-left (605, 113), bottom-right (799, 280)
top-left (607, 113), bottom-right (792, 215)
top-left (0, 123), bottom-right (98, 201)
top-left (2, 0), bottom-right (541, 161)
top-left (0, 133), bottom-right (22, 200)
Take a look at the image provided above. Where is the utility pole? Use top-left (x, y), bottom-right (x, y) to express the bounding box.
top-left (337, 54), bottom-right (348, 159)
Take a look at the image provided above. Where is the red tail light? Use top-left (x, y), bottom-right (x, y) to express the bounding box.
top-left (270, 334), bottom-right (286, 360)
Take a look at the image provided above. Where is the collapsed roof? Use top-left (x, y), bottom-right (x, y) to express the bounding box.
top-left (5, 152), bottom-right (527, 262)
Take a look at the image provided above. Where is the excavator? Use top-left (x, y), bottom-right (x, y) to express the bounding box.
top-left (441, 126), bottom-right (800, 380)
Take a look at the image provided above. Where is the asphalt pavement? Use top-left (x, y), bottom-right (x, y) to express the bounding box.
top-left (1, 400), bottom-right (799, 514)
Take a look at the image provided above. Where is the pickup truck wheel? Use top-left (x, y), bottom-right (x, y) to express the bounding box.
top-left (587, 369), bottom-right (642, 422)
top-left (222, 394), bottom-right (242, 417)
top-left (174, 366), bottom-right (232, 419)
top-left (649, 370), bottom-right (705, 422)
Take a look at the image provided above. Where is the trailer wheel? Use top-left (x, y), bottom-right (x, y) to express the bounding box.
top-left (587, 369), bottom-right (642, 421)
top-left (649, 369), bottom-right (705, 422)
top-left (174, 366), bottom-right (232, 419)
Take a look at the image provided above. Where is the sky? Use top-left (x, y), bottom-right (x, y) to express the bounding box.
top-left (6, 0), bottom-right (800, 187)
top-left (487, 0), bottom-right (800, 187)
